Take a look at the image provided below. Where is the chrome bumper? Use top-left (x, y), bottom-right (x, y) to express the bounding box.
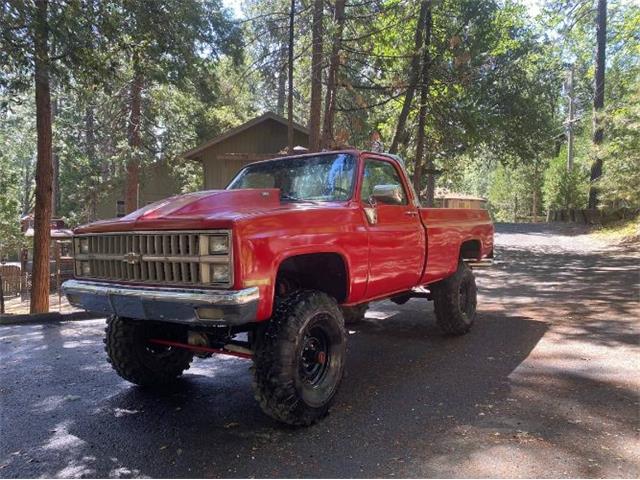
top-left (62, 279), bottom-right (259, 326)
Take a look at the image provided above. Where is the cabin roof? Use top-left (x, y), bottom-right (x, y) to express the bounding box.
top-left (182, 111), bottom-right (309, 160)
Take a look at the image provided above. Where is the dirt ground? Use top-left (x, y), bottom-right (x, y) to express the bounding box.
top-left (0, 222), bottom-right (638, 478)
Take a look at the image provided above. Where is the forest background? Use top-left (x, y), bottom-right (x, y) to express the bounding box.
top-left (1, 0), bottom-right (638, 311)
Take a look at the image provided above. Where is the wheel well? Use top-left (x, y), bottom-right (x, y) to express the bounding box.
top-left (459, 239), bottom-right (481, 260)
top-left (276, 253), bottom-right (348, 302)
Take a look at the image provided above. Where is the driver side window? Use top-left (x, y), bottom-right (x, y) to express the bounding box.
top-left (360, 160), bottom-right (408, 204)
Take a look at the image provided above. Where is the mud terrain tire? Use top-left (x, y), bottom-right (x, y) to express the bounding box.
top-left (253, 290), bottom-right (347, 426)
top-left (104, 316), bottom-right (193, 386)
top-left (432, 261), bottom-right (477, 335)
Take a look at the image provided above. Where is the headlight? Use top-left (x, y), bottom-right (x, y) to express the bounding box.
top-left (79, 238), bottom-right (89, 254)
top-left (208, 235), bottom-right (229, 254)
top-left (210, 263), bottom-right (230, 283)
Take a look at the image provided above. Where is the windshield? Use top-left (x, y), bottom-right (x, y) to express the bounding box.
top-left (227, 153), bottom-right (356, 202)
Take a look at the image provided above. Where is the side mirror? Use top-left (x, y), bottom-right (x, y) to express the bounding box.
top-left (371, 184), bottom-right (404, 205)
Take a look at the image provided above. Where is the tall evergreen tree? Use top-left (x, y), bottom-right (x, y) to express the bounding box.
top-left (588, 0), bottom-right (607, 209)
top-left (1, 0), bottom-right (107, 312)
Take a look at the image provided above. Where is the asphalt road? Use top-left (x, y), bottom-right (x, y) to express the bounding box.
top-left (1, 223), bottom-right (638, 478)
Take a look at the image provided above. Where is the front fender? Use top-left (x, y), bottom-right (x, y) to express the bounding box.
top-left (233, 206), bottom-right (367, 321)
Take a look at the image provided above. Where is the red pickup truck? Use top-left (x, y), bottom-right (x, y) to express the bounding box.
top-left (63, 149), bottom-right (493, 425)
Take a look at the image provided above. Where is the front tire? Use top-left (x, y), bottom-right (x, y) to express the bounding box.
top-left (104, 316), bottom-right (193, 386)
top-left (252, 290), bottom-right (347, 426)
top-left (432, 261), bottom-right (477, 335)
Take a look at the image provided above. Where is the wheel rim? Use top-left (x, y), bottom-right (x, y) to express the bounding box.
top-left (299, 324), bottom-right (330, 386)
top-left (139, 323), bottom-right (180, 359)
top-left (458, 276), bottom-right (476, 322)
top-left (144, 342), bottom-right (175, 358)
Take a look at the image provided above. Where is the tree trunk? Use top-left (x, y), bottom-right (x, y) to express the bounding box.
top-left (0, 271), bottom-right (4, 315)
top-left (22, 162), bottom-right (34, 216)
top-left (287, 0), bottom-right (295, 152)
top-left (413, 1), bottom-right (432, 202)
top-left (389, 0), bottom-right (430, 154)
top-left (51, 94), bottom-right (59, 217)
top-left (566, 65), bottom-right (575, 171)
top-left (276, 47), bottom-right (287, 116)
top-left (85, 105), bottom-right (98, 221)
top-left (125, 57), bottom-right (143, 214)
top-left (52, 150), bottom-right (59, 216)
top-left (308, 0), bottom-right (324, 152)
top-left (588, 0), bottom-right (606, 209)
top-left (30, 0), bottom-right (53, 314)
top-left (532, 162), bottom-right (540, 222)
top-left (321, 0), bottom-right (346, 149)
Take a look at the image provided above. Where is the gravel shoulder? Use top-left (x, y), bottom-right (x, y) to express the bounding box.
top-left (0, 222), bottom-right (638, 478)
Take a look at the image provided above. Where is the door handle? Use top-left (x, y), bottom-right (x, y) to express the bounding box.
top-left (405, 211), bottom-right (418, 216)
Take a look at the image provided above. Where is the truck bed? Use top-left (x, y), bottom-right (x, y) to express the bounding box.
top-left (419, 208), bottom-right (494, 284)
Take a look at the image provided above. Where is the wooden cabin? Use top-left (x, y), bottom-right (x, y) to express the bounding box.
top-left (182, 111), bottom-right (310, 190)
top-left (96, 162), bottom-right (184, 219)
top-left (95, 112), bottom-right (309, 220)
top-left (433, 189), bottom-right (487, 209)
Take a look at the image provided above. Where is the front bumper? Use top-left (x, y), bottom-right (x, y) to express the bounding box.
top-left (62, 279), bottom-right (259, 326)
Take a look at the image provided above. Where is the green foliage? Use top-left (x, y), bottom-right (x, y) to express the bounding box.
top-left (543, 155), bottom-right (588, 210)
top-left (0, 99), bottom-right (36, 258)
top-left (598, 84), bottom-right (640, 208)
top-left (0, 0), bottom-right (244, 260)
top-left (0, 0), bottom-right (638, 261)
top-left (597, 3), bottom-right (640, 209)
top-left (542, 128), bottom-right (590, 210)
top-left (488, 161), bottom-right (544, 222)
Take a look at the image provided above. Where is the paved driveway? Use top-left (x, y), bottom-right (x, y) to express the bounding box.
top-left (1, 223), bottom-right (638, 478)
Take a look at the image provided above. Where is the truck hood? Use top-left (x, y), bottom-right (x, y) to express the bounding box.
top-left (75, 189), bottom-right (291, 233)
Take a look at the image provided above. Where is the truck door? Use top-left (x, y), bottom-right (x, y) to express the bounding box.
top-left (360, 157), bottom-right (426, 298)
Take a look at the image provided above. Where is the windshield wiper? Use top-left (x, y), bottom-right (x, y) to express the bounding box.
top-left (280, 193), bottom-right (303, 202)
top-left (280, 194), bottom-right (319, 204)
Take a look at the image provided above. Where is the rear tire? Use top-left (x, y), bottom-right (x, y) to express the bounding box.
top-left (104, 316), bottom-right (193, 386)
top-left (340, 303), bottom-right (369, 325)
top-left (432, 261), bottom-right (477, 336)
top-left (252, 290), bottom-right (347, 426)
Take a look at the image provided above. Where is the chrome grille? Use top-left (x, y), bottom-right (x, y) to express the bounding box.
top-left (73, 231), bottom-right (232, 288)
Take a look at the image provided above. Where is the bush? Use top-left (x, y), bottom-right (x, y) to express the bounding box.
top-left (543, 153), bottom-right (588, 211)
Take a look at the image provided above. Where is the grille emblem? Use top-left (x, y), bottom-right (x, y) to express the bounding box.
top-left (123, 252), bottom-right (141, 265)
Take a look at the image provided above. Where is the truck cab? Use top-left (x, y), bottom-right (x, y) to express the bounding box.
top-left (63, 150), bottom-right (493, 426)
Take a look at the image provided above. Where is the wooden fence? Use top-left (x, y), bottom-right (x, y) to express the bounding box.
top-left (0, 265), bottom-right (22, 297)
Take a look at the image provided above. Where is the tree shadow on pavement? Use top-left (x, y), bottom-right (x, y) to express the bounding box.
top-left (1, 309), bottom-right (553, 478)
top-left (477, 244), bottom-right (640, 347)
top-left (1, 220), bottom-right (638, 477)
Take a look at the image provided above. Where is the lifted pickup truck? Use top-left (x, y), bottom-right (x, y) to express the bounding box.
top-left (63, 149), bottom-right (493, 425)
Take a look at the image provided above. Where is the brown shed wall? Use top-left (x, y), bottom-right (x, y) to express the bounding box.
top-left (199, 118), bottom-right (309, 189)
top-left (96, 162), bottom-right (193, 219)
